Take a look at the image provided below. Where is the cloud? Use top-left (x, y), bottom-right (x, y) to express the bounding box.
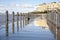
top-left (0, 4), bottom-right (6, 11)
top-left (9, 3), bottom-right (34, 8)
top-left (16, 4), bottom-right (34, 8)
top-left (0, 3), bottom-right (35, 13)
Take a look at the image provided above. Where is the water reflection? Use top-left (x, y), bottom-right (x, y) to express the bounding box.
top-left (5, 37), bottom-right (9, 40)
top-left (34, 18), bottom-right (48, 30)
top-left (0, 17), bottom-right (54, 40)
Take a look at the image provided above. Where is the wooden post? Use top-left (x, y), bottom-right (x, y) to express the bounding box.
top-left (57, 27), bottom-right (60, 40)
top-left (17, 12), bottom-right (19, 31)
top-left (12, 11), bottom-right (14, 33)
top-left (26, 13), bottom-right (29, 24)
top-left (6, 11), bottom-right (9, 36)
top-left (20, 13), bottom-right (22, 29)
top-left (28, 13), bottom-right (29, 24)
top-left (25, 13), bottom-right (28, 25)
top-left (23, 13), bottom-right (24, 28)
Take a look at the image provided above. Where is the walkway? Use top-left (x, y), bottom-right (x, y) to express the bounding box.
top-left (0, 18), bottom-right (54, 40)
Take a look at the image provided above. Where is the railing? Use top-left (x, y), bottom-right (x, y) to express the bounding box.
top-left (47, 10), bottom-right (60, 28)
top-left (47, 10), bottom-right (60, 40)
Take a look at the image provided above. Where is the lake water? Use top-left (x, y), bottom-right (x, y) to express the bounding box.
top-left (0, 17), bottom-right (55, 40)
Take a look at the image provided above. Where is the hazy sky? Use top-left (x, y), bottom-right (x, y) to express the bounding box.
top-left (0, 0), bottom-right (60, 13)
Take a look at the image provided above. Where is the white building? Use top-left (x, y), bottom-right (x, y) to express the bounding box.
top-left (35, 2), bottom-right (60, 12)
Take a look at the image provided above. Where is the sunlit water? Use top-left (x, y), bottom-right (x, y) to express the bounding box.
top-left (0, 18), bottom-right (54, 40)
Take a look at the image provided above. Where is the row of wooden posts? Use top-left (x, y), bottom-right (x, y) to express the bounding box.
top-left (6, 11), bottom-right (29, 36)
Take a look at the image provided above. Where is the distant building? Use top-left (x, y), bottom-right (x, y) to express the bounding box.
top-left (35, 2), bottom-right (60, 12)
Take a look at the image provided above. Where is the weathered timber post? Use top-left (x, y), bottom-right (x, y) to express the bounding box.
top-left (23, 13), bottom-right (24, 28)
top-left (17, 12), bottom-right (19, 31)
top-left (12, 11), bottom-right (14, 33)
top-left (6, 11), bottom-right (9, 36)
top-left (57, 27), bottom-right (60, 40)
top-left (20, 13), bottom-right (22, 29)
top-left (28, 13), bottom-right (30, 24)
top-left (25, 13), bottom-right (28, 25)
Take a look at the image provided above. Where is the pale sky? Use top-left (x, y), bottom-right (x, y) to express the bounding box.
top-left (0, 0), bottom-right (60, 13)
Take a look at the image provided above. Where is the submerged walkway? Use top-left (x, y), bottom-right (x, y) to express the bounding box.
top-left (0, 18), bottom-right (54, 40)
